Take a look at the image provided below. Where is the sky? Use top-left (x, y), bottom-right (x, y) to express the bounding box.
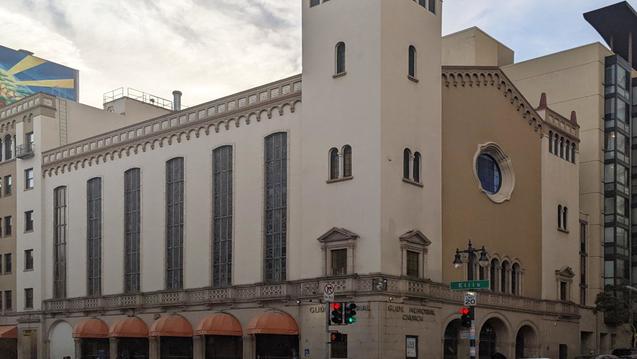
top-left (0, 0), bottom-right (627, 108)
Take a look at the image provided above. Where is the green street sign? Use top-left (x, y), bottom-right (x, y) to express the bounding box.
top-left (450, 280), bottom-right (490, 291)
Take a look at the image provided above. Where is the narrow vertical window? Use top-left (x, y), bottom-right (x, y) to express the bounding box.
top-left (335, 42), bottom-right (346, 75)
top-left (490, 259), bottom-right (499, 291)
top-left (500, 261), bottom-right (509, 293)
top-left (25, 168), bottom-right (34, 190)
top-left (24, 249), bottom-right (33, 271)
top-left (559, 137), bottom-right (564, 158)
top-left (558, 205), bottom-right (562, 229)
top-left (511, 263), bottom-right (520, 295)
top-left (5, 175), bottom-right (12, 196)
top-left (413, 152), bottom-right (421, 183)
top-left (549, 131), bottom-right (553, 154)
top-left (554, 135), bottom-right (559, 155)
top-left (24, 288), bottom-right (33, 309)
top-left (428, 0), bottom-right (436, 13)
top-left (571, 144), bottom-right (576, 163)
top-left (264, 133), bottom-right (288, 282)
top-left (166, 158), bottom-right (184, 290)
top-left (563, 207), bottom-right (568, 230)
top-left (124, 168), bottom-right (141, 293)
top-left (53, 186), bottom-right (67, 299)
top-left (331, 249), bottom-right (347, 276)
top-left (565, 140), bottom-right (570, 161)
top-left (24, 211), bottom-right (33, 232)
top-left (403, 149), bottom-right (411, 179)
top-left (342, 145), bottom-right (352, 178)
top-left (329, 148), bottom-right (339, 180)
top-left (4, 135), bottom-right (12, 160)
top-left (213, 146), bottom-right (233, 288)
top-left (86, 178), bottom-right (102, 297)
top-left (408, 46), bottom-right (417, 79)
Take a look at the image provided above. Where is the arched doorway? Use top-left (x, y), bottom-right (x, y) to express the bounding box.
top-left (247, 311), bottom-right (299, 359)
top-left (73, 318), bottom-right (110, 359)
top-left (515, 325), bottom-right (538, 359)
top-left (443, 319), bottom-right (461, 359)
top-left (479, 317), bottom-right (508, 359)
top-left (49, 321), bottom-right (74, 359)
top-left (195, 313), bottom-right (243, 359)
top-left (149, 314), bottom-right (193, 359)
top-left (110, 317), bottom-right (149, 359)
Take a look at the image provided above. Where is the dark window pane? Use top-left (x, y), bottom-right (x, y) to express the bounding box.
top-left (124, 169), bottom-right (141, 293)
top-left (213, 146), bottom-right (233, 288)
top-left (166, 158), bottom-right (184, 289)
top-left (476, 154), bottom-right (501, 194)
top-left (264, 133), bottom-right (287, 282)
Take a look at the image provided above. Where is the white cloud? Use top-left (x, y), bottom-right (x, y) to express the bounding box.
top-left (0, 0), bottom-right (622, 108)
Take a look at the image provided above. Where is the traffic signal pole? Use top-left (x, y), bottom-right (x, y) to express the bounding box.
top-left (325, 301), bottom-right (330, 359)
top-left (469, 306), bottom-right (476, 359)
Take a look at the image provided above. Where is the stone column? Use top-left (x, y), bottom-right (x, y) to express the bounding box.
top-left (149, 337), bottom-right (160, 359)
top-left (109, 338), bottom-right (119, 359)
top-left (74, 338), bottom-right (82, 359)
top-left (243, 335), bottom-right (254, 359)
top-left (193, 336), bottom-right (204, 359)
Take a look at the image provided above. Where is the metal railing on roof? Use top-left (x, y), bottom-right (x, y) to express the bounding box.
top-left (103, 87), bottom-right (174, 111)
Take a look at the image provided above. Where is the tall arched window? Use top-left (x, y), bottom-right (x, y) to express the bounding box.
top-left (490, 259), bottom-right (499, 292)
top-left (4, 135), bottom-right (12, 160)
top-left (342, 145), bottom-right (352, 178)
top-left (554, 135), bottom-right (559, 155)
top-left (571, 144), bottom-right (576, 163)
top-left (565, 140), bottom-right (570, 161)
top-left (511, 263), bottom-right (520, 295)
top-left (329, 148), bottom-right (339, 180)
top-left (408, 46), bottom-right (417, 79)
top-left (335, 42), bottom-right (346, 75)
top-left (549, 131), bottom-right (553, 154)
top-left (166, 157), bottom-right (185, 290)
top-left (403, 149), bottom-right (411, 179)
top-left (559, 137), bottom-right (564, 158)
top-left (413, 152), bottom-right (421, 183)
top-left (87, 177), bottom-right (102, 297)
top-left (558, 205), bottom-right (563, 229)
top-left (501, 261), bottom-right (509, 293)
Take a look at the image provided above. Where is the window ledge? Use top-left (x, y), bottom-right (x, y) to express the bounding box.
top-left (402, 178), bottom-right (423, 187)
top-left (327, 176), bottom-right (353, 184)
top-left (24, 230), bottom-right (33, 234)
top-left (24, 188), bottom-right (34, 192)
top-left (558, 228), bottom-right (570, 234)
top-left (333, 71), bottom-right (347, 79)
top-left (407, 75), bottom-right (419, 83)
top-left (23, 269), bottom-right (33, 272)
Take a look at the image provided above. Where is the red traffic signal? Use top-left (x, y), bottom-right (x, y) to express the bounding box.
top-left (459, 307), bottom-right (470, 316)
top-left (330, 302), bottom-right (344, 325)
top-left (460, 307), bottom-right (473, 328)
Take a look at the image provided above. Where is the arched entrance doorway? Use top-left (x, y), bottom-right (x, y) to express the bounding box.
top-left (73, 319), bottom-right (110, 359)
top-left (247, 311), bottom-right (299, 359)
top-left (49, 321), bottom-right (74, 359)
top-left (443, 319), bottom-right (461, 359)
top-left (110, 317), bottom-right (149, 359)
top-left (515, 325), bottom-right (538, 359)
top-left (479, 317), bottom-right (508, 359)
top-left (195, 313), bottom-right (243, 359)
top-left (149, 314), bottom-right (193, 359)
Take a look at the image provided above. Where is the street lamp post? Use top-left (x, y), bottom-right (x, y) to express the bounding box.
top-left (453, 241), bottom-right (490, 359)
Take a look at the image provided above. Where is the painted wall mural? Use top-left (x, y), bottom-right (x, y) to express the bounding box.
top-left (0, 45), bottom-right (79, 107)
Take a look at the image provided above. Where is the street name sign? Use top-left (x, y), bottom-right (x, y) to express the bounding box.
top-left (450, 280), bottom-right (490, 291)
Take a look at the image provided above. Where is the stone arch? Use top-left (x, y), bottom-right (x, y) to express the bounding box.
top-left (478, 314), bottom-right (512, 359)
top-left (515, 322), bottom-right (539, 358)
top-left (442, 316), bottom-right (465, 359)
top-left (48, 320), bottom-right (74, 359)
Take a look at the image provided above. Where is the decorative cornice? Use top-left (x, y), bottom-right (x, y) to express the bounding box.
top-left (442, 66), bottom-right (546, 137)
top-left (399, 230), bottom-right (431, 247)
top-left (42, 75), bottom-right (302, 177)
top-left (317, 227), bottom-right (359, 243)
top-left (0, 93), bottom-right (57, 134)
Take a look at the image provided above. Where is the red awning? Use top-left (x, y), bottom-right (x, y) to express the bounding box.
top-left (247, 311), bottom-right (298, 335)
top-left (195, 313), bottom-right (242, 336)
top-left (0, 326), bottom-right (17, 339)
top-left (73, 319), bottom-right (109, 339)
top-left (149, 315), bottom-right (193, 337)
top-left (109, 317), bottom-right (148, 338)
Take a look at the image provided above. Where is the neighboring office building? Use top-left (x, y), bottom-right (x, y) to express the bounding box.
top-left (503, 0), bottom-right (637, 332)
top-left (0, 91), bottom-right (171, 358)
top-left (12, 1), bottom-right (627, 358)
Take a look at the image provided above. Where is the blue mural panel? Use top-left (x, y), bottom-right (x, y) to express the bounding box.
top-left (0, 45), bottom-right (79, 107)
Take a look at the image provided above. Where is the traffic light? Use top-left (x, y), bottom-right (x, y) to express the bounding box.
top-left (460, 307), bottom-right (472, 328)
top-left (345, 302), bottom-right (357, 324)
top-left (330, 302), bottom-right (344, 325)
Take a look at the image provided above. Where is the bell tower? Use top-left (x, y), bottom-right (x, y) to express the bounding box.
top-left (298, 0), bottom-right (443, 282)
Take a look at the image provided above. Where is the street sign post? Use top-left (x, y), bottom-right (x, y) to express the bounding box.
top-left (450, 280), bottom-right (490, 291)
top-left (464, 292), bottom-right (477, 307)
